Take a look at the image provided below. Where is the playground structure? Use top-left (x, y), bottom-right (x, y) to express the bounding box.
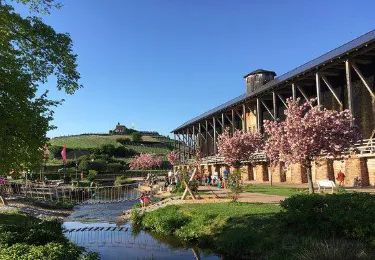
top-left (0, 182), bottom-right (140, 204)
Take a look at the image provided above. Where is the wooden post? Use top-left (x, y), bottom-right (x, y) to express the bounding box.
top-left (213, 117), bottom-right (217, 154)
top-left (205, 120), bottom-right (209, 156)
top-left (345, 59), bottom-right (354, 126)
top-left (316, 72), bottom-right (321, 108)
top-left (242, 104), bottom-right (247, 132)
top-left (256, 98), bottom-right (262, 133)
top-left (192, 125), bottom-right (196, 153)
top-left (272, 91), bottom-right (277, 120)
top-left (292, 83), bottom-right (296, 101)
top-left (221, 113), bottom-right (225, 132)
top-left (351, 62), bottom-right (375, 100)
top-left (187, 128), bottom-right (190, 159)
top-left (174, 133), bottom-right (176, 150)
top-left (231, 109), bottom-right (235, 134)
top-left (321, 75), bottom-right (343, 110)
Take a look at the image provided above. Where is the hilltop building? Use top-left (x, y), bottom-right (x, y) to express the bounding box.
top-left (172, 30), bottom-right (375, 186)
top-left (114, 123), bottom-right (126, 133)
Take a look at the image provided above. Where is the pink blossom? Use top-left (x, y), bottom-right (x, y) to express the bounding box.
top-left (217, 128), bottom-right (263, 167)
top-left (129, 153), bottom-right (164, 170)
top-left (166, 150), bottom-right (179, 166)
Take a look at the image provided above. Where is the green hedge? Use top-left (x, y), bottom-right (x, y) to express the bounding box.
top-left (278, 193), bottom-right (375, 242)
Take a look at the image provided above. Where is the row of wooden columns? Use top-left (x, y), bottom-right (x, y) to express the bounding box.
top-left (174, 58), bottom-right (375, 162)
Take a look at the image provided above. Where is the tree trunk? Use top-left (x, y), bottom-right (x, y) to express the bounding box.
top-left (307, 166), bottom-right (314, 194)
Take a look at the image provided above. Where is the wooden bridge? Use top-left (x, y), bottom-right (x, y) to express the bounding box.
top-left (0, 182), bottom-right (141, 204)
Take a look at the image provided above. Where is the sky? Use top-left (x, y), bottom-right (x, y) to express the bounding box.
top-left (14, 0), bottom-right (375, 137)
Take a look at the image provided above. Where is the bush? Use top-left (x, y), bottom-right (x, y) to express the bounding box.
top-left (116, 138), bottom-right (131, 145)
top-left (113, 146), bottom-right (137, 157)
top-left (295, 237), bottom-right (375, 260)
top-left (131, 132), bottom-right (143, 142)
top-left (106, 163), bottom-right (124, 173)
top-left (88, 170), bottom-right (97, 181)
top-left (48, 146), bottom-right (62, 159)
top-left (141, 205), bottom-right (189, 236)
top-left (278, 193), bottom-right (375, 242)
top-left (114, 176), bottom-right (135, 186)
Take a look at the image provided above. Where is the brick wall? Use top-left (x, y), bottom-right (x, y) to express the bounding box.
top-left (344, 156), bottom-right (369, 186)
top-left (314, 159), bottom-right (335, 181)
top-left (254, 163), bottom-right (269, 181)
top-left (367, 158), bottom-right (375, 186)
top-left (290, 163), bottom-right (307, 184)
top-left (270, 162), bottom-right (286, 182)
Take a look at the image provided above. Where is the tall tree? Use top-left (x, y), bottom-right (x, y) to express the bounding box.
top-left (0, 0), bottom-right (81, 174)
top-left (217, 128), bottom-right (263, 200)
top-left (264, 98), bottom-right (361, 194)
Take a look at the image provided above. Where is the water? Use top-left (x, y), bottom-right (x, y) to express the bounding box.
top-left (64, 202), bottom-right (220, 260)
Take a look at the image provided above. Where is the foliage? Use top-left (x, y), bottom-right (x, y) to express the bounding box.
top-left (0, 211), bottom-right (98, 260)
top-left (0, 2), bottom-right (81, 174)
top-left (132, 132), bottom-right (143, 142)
top-left (243, 185), bottom-right (308, 197)
top-left (129, 153), bottom-right (164, 170)
top-left (48, 145), bottom-right (62, 159)
top-left (130, 208), bottom-right (143, 227)
top-left (88, 170), bottom-right (97, 181)
top-left (114, 175), bottom-right (135, 186)
top-left (121, 170), bottom-right (166, 177)
top-left (106, 162), bottom-right (124, 173)
top-left (217, 128), bottom-right (263, 167)
top-left (228, 168), bottom-right (243, 201)
top-left (278, 193), bottom-right (375, 242)
top-left (116, 137), bottom-right (131, 145)
top-left (294, 237), bottom-right (375, 260)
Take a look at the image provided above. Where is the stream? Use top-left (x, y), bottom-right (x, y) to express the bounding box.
top-left (63, 201), bottom-right (221, 260)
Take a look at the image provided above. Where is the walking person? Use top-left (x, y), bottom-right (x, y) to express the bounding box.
top-left (336, 170), bottom-right (345, 187)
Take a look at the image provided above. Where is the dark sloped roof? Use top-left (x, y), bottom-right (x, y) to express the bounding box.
top-left (172, 29), bottom-right (375, 133)
top-left (243, 69), bottom-right (276, 78)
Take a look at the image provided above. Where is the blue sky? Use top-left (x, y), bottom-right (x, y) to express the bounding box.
top-left (16, 0), bottom-right (375, 137)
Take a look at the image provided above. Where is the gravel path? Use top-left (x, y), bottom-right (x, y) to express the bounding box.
top-left (0, 198), bottom-right (72, 222)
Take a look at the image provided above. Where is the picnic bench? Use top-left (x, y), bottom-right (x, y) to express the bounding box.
top-left (316, 179), bottom-right (336, 193)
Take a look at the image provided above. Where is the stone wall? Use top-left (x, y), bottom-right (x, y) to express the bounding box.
top-left (367, 158), bottom-right (375, 186)
top-left (290, 163), bottom-right (307, 184)
top-left (254, 163), bottom-right (269, 181)
top-left (344, 156), bottom-right (369, 186)
top-left (314, 159), bottom-right (335, 181)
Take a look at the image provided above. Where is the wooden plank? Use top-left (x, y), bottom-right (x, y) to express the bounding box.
top-left (231, 109), bottom-right (235, 133)
top-left (292, 83), bottom-right (296, 101)
top-left (351, 62), bottom-right (375, 100)
top-left (213, 117), bottom-right (217, 154)
top-left (221, 113), bottom-right (225, 132)
top-left (277, 94), bottom-right (288, 108)
top-left (316, 72), bottom-right (322, 108)
top-left (296, 85), bottom-right (313, 108)
top-left (181, 168), bottom-right (196, 200)
top-left (321, 75), bottom-right (343, 109)
top-left (345, 59), bottom-right (354, 126)
top-left (272, 91), bottom-right (277, 120)
top-left (261, 100), bottom-right (275, 120)
top-left (242, 104), bottom-right (247, 132)
top-left (256, 98), bottom-right (261, 132)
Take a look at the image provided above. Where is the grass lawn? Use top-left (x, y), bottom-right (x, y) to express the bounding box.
top-left (137, 203), bottom-right (281, 259)
top-left (243, 184), bottom-right (308, 197)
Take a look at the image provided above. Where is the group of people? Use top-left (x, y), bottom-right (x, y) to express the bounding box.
top-left (201, 170), bottom-right (229, 189)
top-left (143, 173), bottom-right (158, 187)
top-left (139, 191), bottom-right (152, 207)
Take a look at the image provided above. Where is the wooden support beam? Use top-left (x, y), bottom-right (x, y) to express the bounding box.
top-left (272, 91), bottom-right (278, 120)
top-left (321, 75), bottom-right (343, 109)
top-left (292, 83), bottom-right (296, 101)
top-left (221, 113), bottom-right (225, 132)
top-left (216, 117), bottom-right (223, 128)
top-left (277, 93), bottom-right (288, 108)
top-left (242, 104), bottom-right (247, 132)
top-left (256, 98), bottom-right (261, 133)
top-left (351, 62), bottom-right (375, 100)
top-left (225, 115), bottom-right (232, 126)
top-left (345, 60), bottom-right (354, 126)
top-left (192, 126), bottom-right (196, 152)
top-left (261, 100), bottom-right (275, 120)
top-left (296, 85), bottom-right (313, 108)
top-left (187, 128), bottom-right (190, 158)
top-left (316, 72), bottom-right (322, 108)
top-left (213, 117), bottom-right (217, 154)
top-left (205, 120), bottom-right (209, 156)
top-left (231, 109), bottom-right (235, 133)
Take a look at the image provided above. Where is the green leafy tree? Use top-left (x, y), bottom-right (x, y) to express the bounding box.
top-left (131, 132), bottom-right (143, 142)
top-left (0, 1), bottom-right (81, 176)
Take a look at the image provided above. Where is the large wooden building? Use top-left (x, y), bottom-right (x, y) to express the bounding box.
top-left (172, 30), bottom-right (375, 186)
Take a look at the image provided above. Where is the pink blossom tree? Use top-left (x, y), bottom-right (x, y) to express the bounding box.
top-left (217, 128), bottom-right (264, 168)
top-left (166, 150), bottom-right (179, 167)
top-left (264, 98), bottom-right (361, 194)
top-left (129, 153), bottom-right (163, 170)
top-left (217, 128), bottom-right (263, 200)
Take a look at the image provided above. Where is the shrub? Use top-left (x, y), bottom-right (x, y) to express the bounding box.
top-left (141, 205), bottom-right (189, 235)
top-left (116, 138), bottom-right (131, 145)
top-left (106, 163), bottom-right (124, 173)
top-left (99, 144), bottom-right (116, 156)
top-left (48, 146), bottom-right (62, 159)
top-left (114, 175), bottom-right (135, 186)
top-left (295, 237), bottom-right (375, 260)
top-left (88, 170), bottom-right (97, 181)
top-left (131, 132), bottom-right (143, 142)
top-left (114, 146), bottom-right (137, 157)
top-left (278, 193), bottom-right (375, 242)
